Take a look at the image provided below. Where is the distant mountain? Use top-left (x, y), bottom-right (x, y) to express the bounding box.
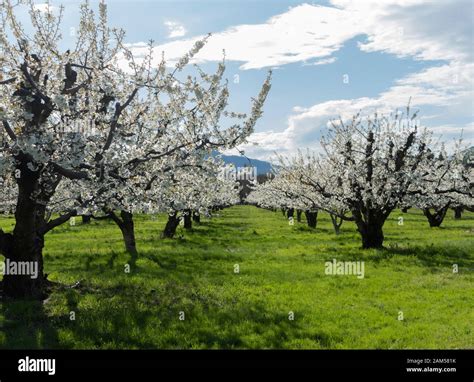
top-left (212, 151), bottom-right (275, 175)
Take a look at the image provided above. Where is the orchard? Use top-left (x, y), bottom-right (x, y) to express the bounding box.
top-left (0, 0), bottom-right (472, 352)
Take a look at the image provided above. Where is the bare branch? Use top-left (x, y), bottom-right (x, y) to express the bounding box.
top-left (2, 120), bottom-right (17, 140)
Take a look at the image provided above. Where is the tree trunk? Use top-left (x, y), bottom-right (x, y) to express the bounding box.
top-left (110, 211), bottom-right (138, 256)
top-left (287, 208), bottom-right (294, 219)
top-left (357, 221), bottom-right (384, 249)
top-left (192, 211), bottom-right (201, 223)
top-left (296, 210), bottom-right (302, 222)
top-left (183, 210), bottom-right (192, 229)
top-left (351, 209), bottom-right (388, 249)
top-left (454, 207), bottom-right (463, 220)
top-left (330, 213), bottom-right (343, 235)
top-left (281, 208), bottom-right (286, 216)
top-left (2, 170), bottom-right (47, 299)
top-left (423, 206), bottom-right (449, 227)
top-left (120, 211), bottom-right (138, 255)
top-left (82, 215), bottom-right (92, 224)
top-left (401, 207), bottom-right (409, 213)
top-left (162, 212), bottom-right (180, 238)
top-left (305, 210), bottom-right (318, 228)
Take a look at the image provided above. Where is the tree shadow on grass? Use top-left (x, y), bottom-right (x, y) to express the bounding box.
top-left (434, 225), bottom-right (474, 231)
top-left (0, 297), bottom-right (60, 349)
top-left (371, 244), bottom-right (474, 270)
top-left (49, 277), bottom-right (338, 349)
top-left (207, 303), bottom-right (337, 349)
top-left (60, 300), bottom-right (157, 349)
top-left (0, 259), bottom-right (340, 349)
top-left (200, 219), bottom-right (249, 232)
top-left (135, 249), bottom-right (242, 283)
top-left (141, 252), bottom-right (177, 270)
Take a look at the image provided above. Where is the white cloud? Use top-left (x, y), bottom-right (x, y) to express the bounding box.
top-left (303, 57), bottom-right (338, 66)
top-left (332, 0), bottom-right (473, 62)
top-left (164, 21), bottom-right (187, 39)
top-left (241, 60), bottom-right (474, 160)
top-left (124, 4), bottom-right (360, 70)
top-left (120, 1), bottom-right (472, 159)
top-left (124, 0), bottom-right (472, 71)
top-left (235, 0), bottom-right (472, 159)
top-left (32, 3), bottom-right (59, 14)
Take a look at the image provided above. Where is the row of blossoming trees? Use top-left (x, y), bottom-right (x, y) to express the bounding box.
top-left (0, 0), bottom-right (271, 299)
top-left (247, 109), bottom-right (473, 249)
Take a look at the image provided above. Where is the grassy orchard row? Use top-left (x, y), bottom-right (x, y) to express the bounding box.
top-left (0, 206), bottom-right (472, 349)
top-left (279, 206), bottom-right (473, 232)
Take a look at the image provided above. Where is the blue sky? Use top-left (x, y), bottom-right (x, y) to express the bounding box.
top-left (29, 0), bottom-right (474, 160)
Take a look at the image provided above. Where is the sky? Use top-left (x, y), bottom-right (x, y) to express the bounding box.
top-left (27, 0), bottom-right (474, 161)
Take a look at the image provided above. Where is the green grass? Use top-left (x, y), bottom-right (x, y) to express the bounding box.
top-left (0, 206), bottom-right (473, 349)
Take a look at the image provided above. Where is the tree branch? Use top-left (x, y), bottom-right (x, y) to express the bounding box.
top-left (103, 88), bottom-right (139, 152)
top-left (2, 120), bottom-right (17, 140)
top-left (0, 77), bottom-right (17, 85)
top-left (51, 163), bottom-right (89, 180)
top-left (40, 210), bottom-right (78, 235)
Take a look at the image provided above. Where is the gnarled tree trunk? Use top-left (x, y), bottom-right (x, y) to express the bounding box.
top-left (2, 166), bottom-right (47, 299)
top-left (183, 209), bottom-right (192, 229)
top-left (330, 213), bottom-right (343, 235)
top-left (358, 223), bottom-right (384, 249)
top-left (162, 212), bottom-right (180, 238)
top-left (354, 214), bottom-right (385, 249)
top-left (192, 211), bottom-right (201, 223)
top-left (305, 210), bottom-right (318, 228)
top-left (110, 210), bottom-right (138, 256)
top-left (454, 207), bottom-right (463, 220)
top-left (296, 210), bottom-right (302, 222)
top-left (423, 205), bottom-right (450, 227)
top-left (352, 210), bottom-right (387, 249)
